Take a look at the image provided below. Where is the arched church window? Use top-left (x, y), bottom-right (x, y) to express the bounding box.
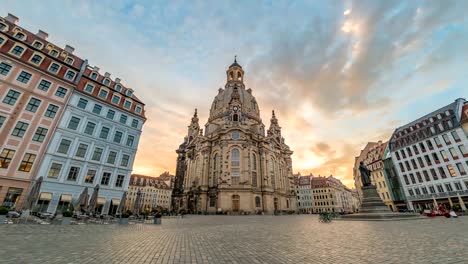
top-left (231, 149), bottom-right (240, 184)
top-left (237, 72), bottom-right (242, 81)
top-left (212, 153), bottom-right (219, 186)
top-left (269, 157), bottom-right (276, 189)
top-left (255, 196), bottom-right (261, 207)
top-left (252, 153), bottom-right (257, 187)
top-left (233, 114), bottom-right (238, 122)
top-left (229, 72), bottom-right (234, 80)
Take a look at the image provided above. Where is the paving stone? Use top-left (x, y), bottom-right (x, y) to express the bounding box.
top-left (1, 215), bottom-right (467, 263)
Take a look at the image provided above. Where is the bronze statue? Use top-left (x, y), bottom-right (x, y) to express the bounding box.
top-left (359, 161), bottom-right (372, 187)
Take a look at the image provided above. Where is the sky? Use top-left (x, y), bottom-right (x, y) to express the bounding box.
top-left (3, 0), bottom-right (468, 187)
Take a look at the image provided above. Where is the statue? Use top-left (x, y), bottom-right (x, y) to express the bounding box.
top-left (359, 161), bottom-right (372, 187)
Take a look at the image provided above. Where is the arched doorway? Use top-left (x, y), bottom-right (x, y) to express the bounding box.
top-left (232, 195), bottom-right (240, 212)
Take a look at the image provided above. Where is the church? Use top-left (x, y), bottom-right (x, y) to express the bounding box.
top-left (171, 58), bottom-right (297, 214)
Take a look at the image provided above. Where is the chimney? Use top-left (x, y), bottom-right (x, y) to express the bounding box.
top-left (104, 72), bottom-right (111, 78)
top-left (36, 30), bottom-right (48, 40)
top-left (115, 78), bottom-right (121, 83)
top-left (5, 13), bottom-right (19, 24)
top-left (64, 45), bottom-right (74, 54)
top-left (93, 66), bottom-right (100, 72)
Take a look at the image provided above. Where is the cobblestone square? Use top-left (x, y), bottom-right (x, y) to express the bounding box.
top-left (1, 215), bottom-right (468, 264)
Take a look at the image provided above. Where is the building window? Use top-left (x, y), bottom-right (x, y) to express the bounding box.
top-left (126, 135), bottom-right (134, 147)
top-left (432, 153), bottom-right (440, 163)
top-left (400, 150), bottom-right (406, 159)
top-left (50, 50), bottom-right (59, 57)
top-left (0, 149), bottom-right (15, 168)
top-left (25, 97), bottom-right (42, 112)
top-left (57, 139), bottom-right (72, 154)
top-left (91, 147), bottom-right (103, 161)
top-left (30, 54), bottom-right (43, 64)
top-left (92, 104), bottom-right (102, 115)
top-left (48, 63), bottom-right (60, 73)
top-left (107, 151), bottom-right (117, 164)
top-left (99, 127), bottom-right (110, 139)
top-left (408, 189), bottom-right (414, 196)
top-left (67, 116), bottom-right (80, 130)
top-left (65, 57), bottom-right (74, 64)
top-left (11, 121), bottom-right (29, 137)
top-left (83, 122), bottom-right (96, 135)
top-left (2, 90), bottom-right (21, 105)
top-left (423, 170), bottom-right (430, 182)
top-left (84, 169), bottom-right (96, 183)
top-left (98, 89), bottom-right (108, 99)
top-left (84, 84), bottom-right (94, 93)
top-left (11, 45), bottom-right (25, 56)
top-left (436, 184), bottom-right (444, 193)
top-left (0, 116), bottom-right (5, 128)
top-left (47, 163), bottom-right (62, 179)
top-left (90, 72), bottom-right (98, 80)
top-left (409, 173), bottom-right (416, 184)
top-left (16, 71), bottom-right (32, 83)
top-left (442, 134), bottom-right (451, 145)
top-left (449, 148), bottom-right (459, 160)
top-left (429, 186), bottom-right (435, 194)
top-left (454, 182), bottom-right (463, 191)
top-left (438, 167), bottom-right (447, 179)
top-left (116, 175), bottom-right (125, 187)
top-left (103, 79), bottom-right (110, 86)
top-left (112, 95), bottom-right (120, 104)
top-left (101, 172), bottom-right (111, 185)
top-left (120, 154), bottom-right (130, 167)
top-left (135, 106), bottom-right (142, 114)
top-left (252, 153), bottom-right (258, 187)
top-left (430, 169), bottom-right (438, 180)
top-left (75, 143), bottom-right (88, 158)
top-left (459, 145), bottom-right (467, 156)
top-left (403, 175), bottom-right (409, 185)
top-left (65, 70), bottom-right (75, 80)
top-left (456, 163), bottom-right (466, 175)
top-left (106, 109), bottom-right (115, 119)
top-left (77, 98), bottom-right (88, 109)
top-left (440, 150), bottom-right (449, 161)
top-left (18, 153), bottom-right (36, 172)
top-left (44, 104), bottom-right (59, 118)
top-left (115, 84), bottom-right (122, 91)
top-left (0, 62), bottom-right (12, 76)
top-left (124, 100), bottom-right (131, 109)
top-left (451, 131), bottom-right (460, 142)
top-left (118, 115), bottom-right (128, 126)
top-left (445, 183), bottom-right (453, 192)
top-left (55, 87), bottom-right (68, 98)
top-left (446, 165), bottom-right (456, 177)
top-left (113, 131), bottom-right (123, 143)
top-left (426, 140), bottom-right (434, 149)
top-left (32, 127), bottom-right (48, 142)
top-left (131, 119), bottom-right (139, 128)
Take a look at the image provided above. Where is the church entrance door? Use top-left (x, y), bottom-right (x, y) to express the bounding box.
top-left (232, 195), bottom-right (240, 212)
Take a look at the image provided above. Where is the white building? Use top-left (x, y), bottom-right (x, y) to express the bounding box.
top-left (389, 98), bottom-right (468, 211)
top-left (126, 174), bottom-right (173, 212)
top-left (294, 173), bottom-right (313, 213)
top-left (35, 65), bottom-right (146, 215)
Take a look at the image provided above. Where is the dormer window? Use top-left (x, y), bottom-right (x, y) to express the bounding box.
top-left (32, 41), bottom-right (43, 49)
top-left (0, 23), bottom-right (7, 31)
top-left (15, 32), bottom-right (25, 40)
top-left (90, 72), bottom-right (98, 80)
top-left (115, 84), bottom-right (122, 92)
top-left (65, 57), bottom-right (74, 64)
top-left (135, 106), bottom-right (142, 114)
top-left (50, 49), bottom-right (59, 57)
top-left (124, 100), bottom-right (132, 109)
top-left (103, 79), bottom-right (110, 86)
top-left (126, 90), bottom-right (133, 97)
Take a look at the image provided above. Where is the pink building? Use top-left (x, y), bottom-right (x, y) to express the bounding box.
top-left (0, 14), bottom-right (85, 209)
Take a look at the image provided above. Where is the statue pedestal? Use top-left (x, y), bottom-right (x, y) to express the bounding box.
top-left (339, 185), bottom-right (423, 221)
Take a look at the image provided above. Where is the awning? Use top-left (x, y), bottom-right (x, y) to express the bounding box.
top-left (111, 198), bottom-right (120, 205)
top-left (60, 194), bottom-right (72, 202)
top-left (97, 197), bottom-right (106, 205)
top-left (39, 192), bottom-right (52, 201)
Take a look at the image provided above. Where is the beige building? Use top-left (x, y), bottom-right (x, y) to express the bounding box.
top-left (172, 59), bottom-right (296, 214)
top-left (311, 176), bottom-right (358, 214)
top-left (364, 141), bottom-right (395, 211)
top-left (127, 174), bottom-right (173, 212)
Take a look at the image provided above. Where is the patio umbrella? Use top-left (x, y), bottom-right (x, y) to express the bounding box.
top-left (457, 193), bottom-right (466, 211)
top-left (74, 187), bottom-right (89, 214)
top-left (133, 189), bottom-right (142, 215)
top-left (117, 191), bottom-right (127, 215)
top-left (87, 185), bottom-right (100, 215)
top-left (432, 196), bottom-right (438, 209)
top-left (24, 176), bottom-right (43, 211)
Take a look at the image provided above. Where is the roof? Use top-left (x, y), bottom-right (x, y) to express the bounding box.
top-left (229, 56), bottom-right (242, 69)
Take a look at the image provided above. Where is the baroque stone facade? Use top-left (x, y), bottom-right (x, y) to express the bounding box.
top-left (172, 59), bottom-right (296, 214)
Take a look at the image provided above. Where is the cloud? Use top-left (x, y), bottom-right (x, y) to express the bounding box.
top-left (3, 0), bottom-right (468, 187)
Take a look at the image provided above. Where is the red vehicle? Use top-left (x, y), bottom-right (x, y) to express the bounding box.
top-left (424, 205), bottom-right (448, 217)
